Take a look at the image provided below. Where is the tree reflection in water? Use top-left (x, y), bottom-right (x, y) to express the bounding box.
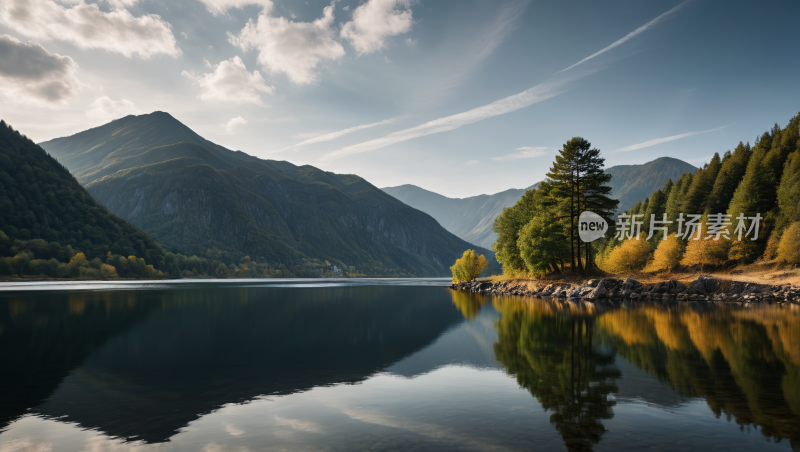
top-left (492, 297), bottom-right (620, 451)
top-left (450, 291), bottom-right (800, 451)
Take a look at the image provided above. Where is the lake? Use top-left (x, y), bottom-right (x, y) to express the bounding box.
top-left (1, 279), bottom-right (798, 451)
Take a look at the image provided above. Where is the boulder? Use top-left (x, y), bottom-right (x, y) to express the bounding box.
top-left (688, 275), bottom-right (718, 295)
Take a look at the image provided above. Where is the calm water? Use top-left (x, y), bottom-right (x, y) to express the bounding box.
top-left (1, 279), bottom-right (799, 452)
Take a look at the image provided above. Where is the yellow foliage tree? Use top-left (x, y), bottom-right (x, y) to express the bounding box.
top-left (451, 249), bottom-right (489, 282)
top-left (681, 220), bottom-right (731, 267)
top-left (70, 252), bottom-right (87, 263)
top-left (599, 233), bottom-right (651, 274)
top-left (777, 222), bottom-right (800, 264)
top-left (100, 263), bottom-right (118, 278)
top-left (645, 233), bottom-right (685, 273)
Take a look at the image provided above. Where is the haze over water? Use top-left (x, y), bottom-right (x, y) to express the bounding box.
top-left (1, 280), bottom-right (798, 451)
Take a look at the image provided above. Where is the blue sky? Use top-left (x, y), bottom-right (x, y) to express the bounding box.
top-left (1, 0), bottom-right (798, 197)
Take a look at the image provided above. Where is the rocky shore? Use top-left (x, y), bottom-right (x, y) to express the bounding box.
top-left (451, 275), bottom-right (800, 304)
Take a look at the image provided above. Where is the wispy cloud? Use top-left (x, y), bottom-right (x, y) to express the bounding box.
top-left (614, 125), bottom-right (729, 153)
top-left (438, 0), bottom-right (529, 94)
top-left (466, 159), bottom-right (478, 166)
top-left (277, 119), bottom-right (392, 152)
top-left (492, 146), bottom-right (548, 162)
top-left (556, 0), bottom-right (692, 75)
top-left (319, 75), bottom-right (580, 163)
top-left (320, 2), bottom-right (687, 164)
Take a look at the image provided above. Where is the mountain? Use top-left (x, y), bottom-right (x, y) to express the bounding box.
top-left (604, 157), bottom-right (697, 212)
top-left (382, 157), bottom-right (696, 249)
top-left (39, 112), bottom-right (496, 277)
top-left (382, 184), bottom-right (538, 250)
top-left (0, 120), bottom-right (165, 271)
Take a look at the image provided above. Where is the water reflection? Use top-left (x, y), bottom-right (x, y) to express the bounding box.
top-left (493, 297), bottom-right (619, 451)
top-left (450, 291), bottom-right (800, 450)
top-left (1, 285), bottom-right (463, 442)
top-left (597, 303), bottom-right (800, 447)
top-left (0, 282), bottom-right (798, 451)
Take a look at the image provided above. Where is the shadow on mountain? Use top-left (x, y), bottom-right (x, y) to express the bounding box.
top-left (1, 285), bottom-right (464, 443)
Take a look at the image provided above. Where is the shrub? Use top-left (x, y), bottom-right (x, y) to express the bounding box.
top-left (762, 229), bottom-right (782, 261)
top-left (681, 224), bottom-right (731, 268)
top-left (645, 233), bottom-right (685, 272)
top-left (777, 222), bottom-right (800, 264)
top-left (451, 249), bottom-right (489, 282)
top-left (598, 233), bottom-right (651, 274)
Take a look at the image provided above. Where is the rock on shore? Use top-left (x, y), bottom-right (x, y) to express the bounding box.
top-left (451, 275), bottom-right (800, 304)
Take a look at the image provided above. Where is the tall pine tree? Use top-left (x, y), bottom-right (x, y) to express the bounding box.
top-left (546, 137), bottom-right (617, 274)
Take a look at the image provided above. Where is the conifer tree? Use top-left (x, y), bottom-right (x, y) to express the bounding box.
top-left (681, 153), bottom-right (721, 214)
top-left (665, 173), bottom-right (692, 233)
top-left (545, 137), bottom-right (617, 274)
top-left (706, 142), bottom-right (751, 214)
top-left (727, 132), bottom-right (780, 261)
top-left (643, 189), bottom-right (667, 242)
top-left (777, 149), bottom-right (800, 228)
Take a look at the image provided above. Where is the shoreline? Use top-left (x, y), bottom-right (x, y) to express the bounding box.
top-left (451, 275), bottom-right (800, 304)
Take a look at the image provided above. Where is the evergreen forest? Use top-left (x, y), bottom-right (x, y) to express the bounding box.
top-left (491, 111), bottom-right (800, 278)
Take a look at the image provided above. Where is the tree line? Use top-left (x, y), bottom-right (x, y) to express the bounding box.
top-left (596, 112), bottom-right (800, 273)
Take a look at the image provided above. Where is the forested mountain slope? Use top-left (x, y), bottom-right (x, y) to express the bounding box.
top-left (0, 120), bottom-right (165, 275)
top-left (382, 157), bottom-right (695, 249)
top-left (39, 112), bottom-right (494, 277)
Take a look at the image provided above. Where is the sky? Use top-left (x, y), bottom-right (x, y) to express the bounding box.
top-left (1, 0), bottom-right (798, 198)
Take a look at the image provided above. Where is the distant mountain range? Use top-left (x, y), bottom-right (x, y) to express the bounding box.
top-left (383, 157), bottom-right (696, 249)
top-left (39, 112), bottom-right (496, 277)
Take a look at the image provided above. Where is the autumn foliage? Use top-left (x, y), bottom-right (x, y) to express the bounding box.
top-left (777, 222), bottom-right (800, 264)
top-left (451, 249), bottom-right (489, 282)
top-left (598, 233), bottom-right (651, 274)
top-left (645, 233), bottom-right (685, 272)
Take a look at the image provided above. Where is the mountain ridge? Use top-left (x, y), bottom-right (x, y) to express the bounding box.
top-left (39, 112), bottom-right (497, 277)
top-left (382, 157), bottom-right (696, 249)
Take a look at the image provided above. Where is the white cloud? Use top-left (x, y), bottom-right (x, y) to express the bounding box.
top-left (224, 423), bottom-right (245, 436)
top-left (198, 0), bottom-right (273, 16)
top-left (614, 125), bottom-right (729, 153)
top-left (491, 147), bottom-right (547, 162)
top-left (0, 0), bottom-right (180, 59)
top-left (405, 37), bottom-right (417, 48)
top-left (103, 0), bottom-right (140, 8)
top-left (320, 2), bottom-right (689, 163)
top-left (182, 56), bottom-right (274, 105)
top-left (229, 1), bottom-right (345, 85)
top-left (0, 34), bottom-right (79, 104)
top-left (466, 160), bottom-right (478, 166)
top-left (278, 118), bottom-right (392, 152)
top-left (343, 5), bottom-right (350, 11)
top-left (340, 0), bottom-right (413, 54)
top-left (556, 0), bottom-right (691, 74)
top-left (87, 96), bottom-right (141, 121)
top-left (0, 436), bottom-right (52, 452)
top-left (225, 116), bottom-right (247, 133)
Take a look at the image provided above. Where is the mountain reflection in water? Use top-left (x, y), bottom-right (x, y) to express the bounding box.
top-left (0, 281), bottom-right (798, 452)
